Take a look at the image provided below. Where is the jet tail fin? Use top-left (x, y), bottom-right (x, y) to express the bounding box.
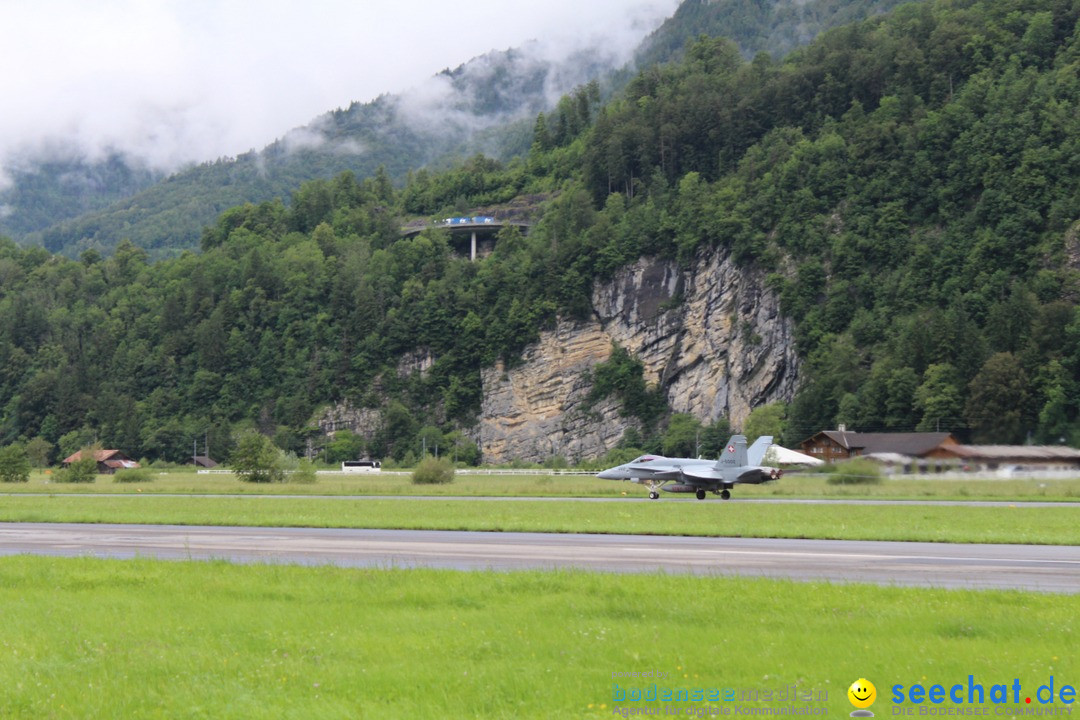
top-left (716, 435), bottom-right (748, 469)
top-left (747, 436), bottom-right (773, 466)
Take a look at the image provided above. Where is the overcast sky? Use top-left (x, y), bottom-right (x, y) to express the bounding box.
top-left (0, 0), bottom-right (679, 177)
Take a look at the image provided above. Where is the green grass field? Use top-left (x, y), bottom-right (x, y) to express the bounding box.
top-left (3, 474), bottom-right (1076, 718)
top-left (0, 494), bottom-right (1077, 544)
top-left (6, 468), bottom-right (1080, 502)
top-left (0, 556), bottom-right (1074, 719)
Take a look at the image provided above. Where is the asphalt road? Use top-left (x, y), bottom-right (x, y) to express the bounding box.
top-left (1, 522), bottom-right (1077, 593)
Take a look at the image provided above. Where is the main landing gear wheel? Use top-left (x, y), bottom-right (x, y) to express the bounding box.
top-left (720, 489), bottom-right (731, 500)
top-left (695, 489), bottom-right (707, 500)
top-left (649, 491), bottom-right (659, 500)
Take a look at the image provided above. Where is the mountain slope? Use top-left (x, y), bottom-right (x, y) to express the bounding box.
top-left (0, 0), bottom-right (1076, 464)
top-left (4, 0), bottom-right (921, 260)
top-left (574, 0), bottom-right (1080, 445)
top-left (1, 43), bottom-right (626, 260)
top-left (0, 152), bottom-right (163, 237)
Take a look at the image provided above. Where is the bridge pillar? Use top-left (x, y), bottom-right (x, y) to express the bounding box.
top-left (471, 231), bottom-right (477, 261)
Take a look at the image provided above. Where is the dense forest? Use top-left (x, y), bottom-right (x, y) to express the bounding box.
top-left (575, 0), bottom-right (1080, 446)
top-left (633, 0), bottom-right (912, 67)
top-left (0, 0), bottom-right (1078, 467)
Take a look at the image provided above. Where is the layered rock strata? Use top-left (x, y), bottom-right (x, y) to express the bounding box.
top-left (477, 251), bottom-right (799, 463)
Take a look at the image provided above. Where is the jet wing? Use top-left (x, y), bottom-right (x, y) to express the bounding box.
top-left (597, 455), bottom-right (724, 482)
top-left (679, 467), bottom-right (724, 482)
top-left (598, 462), bottom-right (684, 481)
top-left (680, 465), bottom-right (780, 484)
top-left (627, 464), bottom-right (683, 479)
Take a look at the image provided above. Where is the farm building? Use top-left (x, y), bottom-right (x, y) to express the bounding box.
top-left (800, 429), bottom-right (1080, 474)
top-left (187, 455), bottom-right (219, 468)
top-left (61, 449), bottom-right (140, 474)
top-left (923, 444), bottom-right (1080, 472)
top-left (799, 430), bottom-right (958, 463)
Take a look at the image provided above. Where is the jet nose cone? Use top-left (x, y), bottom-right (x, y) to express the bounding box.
top-left (596, 469), bottom-right (618, 479)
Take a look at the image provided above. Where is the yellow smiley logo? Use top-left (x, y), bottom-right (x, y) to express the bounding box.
top-left (848, 678), bottom-right (877, 709)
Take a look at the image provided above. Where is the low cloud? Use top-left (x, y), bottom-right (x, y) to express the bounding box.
top-left (0, 0), bottom-right (678, 178)
top-left (281, 121), bottom-right (367, 158)
top-left (394, 1), bottom-right (677, 142)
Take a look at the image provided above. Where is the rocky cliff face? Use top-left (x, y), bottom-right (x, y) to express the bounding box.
top-left (476, 323), bottom-right (636, 464)
top-left (316, 249), bottom-right (800, 464)
top-left (317, 404), bottom-right (382, 439)
top-left (1066, 220), bottom-right (1080, 273)
top-left (477, 250), bottom-right (800, 463)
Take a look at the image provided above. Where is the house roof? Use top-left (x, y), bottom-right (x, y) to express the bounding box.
top-left (937, 445), bottom-right (1080, 461)
top-left (62, 449), bottom-right (132, 464)
top-left (809, 431), bottom-right (955, 457)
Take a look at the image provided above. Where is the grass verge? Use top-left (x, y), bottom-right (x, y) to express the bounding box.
top-left (7, 470), bottom-right (1080, 502)
top-left (0, 556), bottom-right (1075, 719)
top-left (0, 495), bottom-right (1077, 544)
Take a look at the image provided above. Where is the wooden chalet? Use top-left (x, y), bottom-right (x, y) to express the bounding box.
top-left (61, 449), bottom-right (140, 475)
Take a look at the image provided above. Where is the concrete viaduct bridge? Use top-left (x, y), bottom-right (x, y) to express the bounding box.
top-left (401, 217), bottom-right (532, 260)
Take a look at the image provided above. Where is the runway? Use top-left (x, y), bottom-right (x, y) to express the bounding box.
top-left (1, 522), bottom-right (1077, 593)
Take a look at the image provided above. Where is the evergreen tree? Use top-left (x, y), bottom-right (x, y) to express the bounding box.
top-left (0, 443), bottom-right (31, 483)
top-left (964, 353), bottom-right (1033, 444)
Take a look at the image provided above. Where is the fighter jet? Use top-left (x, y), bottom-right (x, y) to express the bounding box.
top-left (596, 435), bottom-right (782, 500)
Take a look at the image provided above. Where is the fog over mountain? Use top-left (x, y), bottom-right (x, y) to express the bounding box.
top-left (0, 0), bottom-right (678, 187)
